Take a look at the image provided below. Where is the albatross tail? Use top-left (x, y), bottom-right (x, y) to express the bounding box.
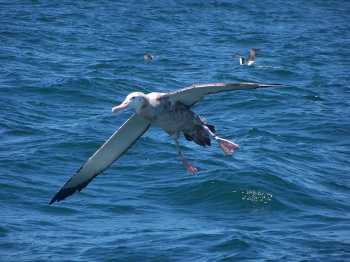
top-left (183, 124), bottom-right (216, 147)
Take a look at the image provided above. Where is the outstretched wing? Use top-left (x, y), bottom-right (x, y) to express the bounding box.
top-left (164, 82), bottom-right (283, 107)
top-left (247, 49), bottom-right (257, 61)
top-left (49, 114), bottom-right (151, 204)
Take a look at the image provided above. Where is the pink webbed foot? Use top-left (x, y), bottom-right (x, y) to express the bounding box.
top-left (218, 138), bottom-right (239, 156)
top-left (182, 160), bottom-right (198, 175)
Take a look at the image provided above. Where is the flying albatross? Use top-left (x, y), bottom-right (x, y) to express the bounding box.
top-left (234, 48), bottom-right (259, 66)
top-left (49, 81), bottom-right (282, 204)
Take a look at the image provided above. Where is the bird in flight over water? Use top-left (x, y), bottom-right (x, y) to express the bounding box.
top-left (50, 81), bottom-right (283, 204)
top-left (234, 48), bottom-right (259, 66)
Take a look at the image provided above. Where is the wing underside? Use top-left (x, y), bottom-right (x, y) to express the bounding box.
top-left (49, 114), bottom-right (151, 204)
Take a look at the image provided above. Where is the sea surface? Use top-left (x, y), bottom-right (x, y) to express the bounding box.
top-left (1, 1), bottom-right (350, 261)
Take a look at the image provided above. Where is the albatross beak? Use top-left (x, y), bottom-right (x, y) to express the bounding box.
top-left (112, 102), bottom-right (128, 113)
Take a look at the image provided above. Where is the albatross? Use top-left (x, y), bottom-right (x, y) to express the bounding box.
top-left (234, 48), bottom-right (259, 66)
top-left (49, 82), bottom-right (282, 204)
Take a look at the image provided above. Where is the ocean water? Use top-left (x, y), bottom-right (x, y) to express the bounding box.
top-left (1, 0), bottom-right (350, 261)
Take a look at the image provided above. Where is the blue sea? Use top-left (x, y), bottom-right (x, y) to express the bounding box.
top-left (1, 1), bottom-right (350, 261)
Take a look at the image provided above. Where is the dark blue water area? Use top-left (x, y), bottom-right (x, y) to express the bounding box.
top-left (1, 0), bottom-right (350, 261)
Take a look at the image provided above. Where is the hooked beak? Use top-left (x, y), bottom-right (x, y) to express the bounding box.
top-left (112, 101), bottom-right (128, 113)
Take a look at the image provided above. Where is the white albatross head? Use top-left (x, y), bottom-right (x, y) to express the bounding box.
top-left (112, 92), bottom-right (147, 114)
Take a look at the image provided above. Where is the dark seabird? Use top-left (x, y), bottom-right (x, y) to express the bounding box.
top-left (234, 48), bottom-right (259, 66)
top-left (50, 81), bottom-right (283, 204)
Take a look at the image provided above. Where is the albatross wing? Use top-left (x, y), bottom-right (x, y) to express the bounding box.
top-left (49, 114), bottom-right (151, 204)
top-left (247, 49), bottom-right (257, 63)
top-left (165, 82), bottom-right (283, 107)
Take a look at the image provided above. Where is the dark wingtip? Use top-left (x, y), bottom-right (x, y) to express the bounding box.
top-left (258, 83), bottom-right (285, 88)
top-left (49, 187), bottom-right (77, 205)
top-left (49, 175), bottom-right (95, 205)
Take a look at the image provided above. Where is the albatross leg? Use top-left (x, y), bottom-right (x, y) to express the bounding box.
top-left (203, 126), bottom-right (239, 156)
top-left (217, 137), bottom-right (239, 156)
top-left (174, 138), bottom-right (198, 175)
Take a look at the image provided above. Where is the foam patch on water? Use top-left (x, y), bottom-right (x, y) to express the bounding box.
top-left (241, 189), bottom-right (273, 204)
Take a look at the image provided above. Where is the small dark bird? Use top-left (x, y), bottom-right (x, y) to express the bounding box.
top-left (143, 52), bottom-right (154, 61)
top-left (234, 48), bottom-right (259, 66)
